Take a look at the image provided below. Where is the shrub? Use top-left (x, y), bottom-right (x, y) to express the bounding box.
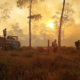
top-left (23, 52), bottom-right (34, 58)
top-left (22, 46), bottom-right (33, 50)
top-left (37, 47), bottom-right (46, 52)
top-left (10, 53), bottom-right (19, 57)
top-left (23, 69), bottom-right (48, 80)
top-left (0, 61), bottom-right (8, 80)
top-left (71, 49), bottom-right (78, 54)
top-left (57, 69), bottom-right (79, 80)
top-left (15, 47), bottom-right (24, 51)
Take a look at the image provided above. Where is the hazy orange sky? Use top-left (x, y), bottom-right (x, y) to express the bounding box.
top-left (0, 0), bottom-right (80, 46)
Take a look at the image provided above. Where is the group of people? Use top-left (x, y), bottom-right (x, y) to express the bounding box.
top-left (3, 28), bottom-right (58, 52)
top-left (3, 28), bottom-right (58, 51)
top-left (52, 39), bottom-right (80, 52)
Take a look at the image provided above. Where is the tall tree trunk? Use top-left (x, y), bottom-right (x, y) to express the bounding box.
top-left (58, 0), bottom-right (65, 47)
top-left (29, 0), bottom-right (32, 47)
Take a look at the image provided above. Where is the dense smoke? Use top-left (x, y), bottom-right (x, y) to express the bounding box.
top-left (8, 23), bottom-right (57, 47)
top-left (8, 23), bottom-right (29, 46)
top-left (0, 0), bottom-right (80, 47)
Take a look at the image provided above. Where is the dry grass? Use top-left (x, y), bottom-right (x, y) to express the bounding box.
top-left (0, 46), bottom-right (80, 80)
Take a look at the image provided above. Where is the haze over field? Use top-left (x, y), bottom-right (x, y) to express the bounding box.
top-left (0, 0), bottom-right (80, 46)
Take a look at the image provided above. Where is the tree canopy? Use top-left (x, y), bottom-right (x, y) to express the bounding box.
top-left (17, 0), bottom-right (45, 7)
top-left (0, 2), bottom-right (12, 22)
top-left (28, 14), bottom-right (42, 20)
top-left (52, 3), bottom-right (74, 36)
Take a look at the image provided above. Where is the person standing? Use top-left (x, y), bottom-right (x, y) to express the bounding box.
top-left (3, 28), bottom-right (7, 38)
top-left (75, 40), bottom-right (80, 50)
top-left (52, 39), bottom-right (58, 53)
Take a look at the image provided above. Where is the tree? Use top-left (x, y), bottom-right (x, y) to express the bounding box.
top-left (58, 0), bottom-right (65, 47)
top-left (0, 2), bottom-right (11, 22)
top-left (17, 0), bottom-right (45, 47)
top-left (52, 2), bottom-right (74, 47)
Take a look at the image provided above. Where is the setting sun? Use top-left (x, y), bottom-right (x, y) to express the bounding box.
top-left (48, 22), bottom-right (54, 28)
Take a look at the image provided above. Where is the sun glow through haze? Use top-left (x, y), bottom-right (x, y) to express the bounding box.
top-left (48, 22), bottom-right (54, 28)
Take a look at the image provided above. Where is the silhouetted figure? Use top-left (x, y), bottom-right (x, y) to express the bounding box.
top-left (3, 28), bottom-right (7, 38)
top-left (75, 40), bottom-right (80, 50)
top-left (52, 39), bottom-right (58, 53)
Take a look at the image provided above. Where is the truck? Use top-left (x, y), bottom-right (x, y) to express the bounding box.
top-left (0, 36), bottom-right (20, 50)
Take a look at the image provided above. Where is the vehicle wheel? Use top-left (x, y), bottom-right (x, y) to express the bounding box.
top-left (2, 47), bottom-right (7, 50)
top-left (2, 47), bottom-right (4, 50)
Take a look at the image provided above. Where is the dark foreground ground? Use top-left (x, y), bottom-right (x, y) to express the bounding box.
top-left (0, 46), bottom-right (80, 80)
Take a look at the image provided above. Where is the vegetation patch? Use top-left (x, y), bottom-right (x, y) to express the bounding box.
top-left (10, 53), bottom-right (19, 57)
top-left (37, 47), bottom-right (46, 52)
top-left (0, 47), bottom-right (80, 80)
top-left (0, 61), bottom-right (8, 80)
top-left (23, 52), bottom-right (34, 58)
